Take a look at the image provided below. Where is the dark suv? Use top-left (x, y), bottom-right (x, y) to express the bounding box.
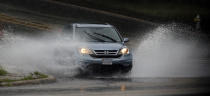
top-left (62, 23), bottom-right (132, 73)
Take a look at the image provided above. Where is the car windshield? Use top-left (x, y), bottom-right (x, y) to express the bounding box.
top-left (75, 27), bottom-right (122, 42)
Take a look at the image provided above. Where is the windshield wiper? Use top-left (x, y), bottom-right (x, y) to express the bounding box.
top-left (93, 32), bottom-right (117, 42)
top-left (83, 31), bottom-right (106, 42)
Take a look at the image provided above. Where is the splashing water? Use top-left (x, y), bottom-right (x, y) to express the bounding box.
top-left (0, 24), bottom-right (209, 78)
top-left (132, 23), bottom-right (209, 77)
top-left (0, 32), bottom-right (81, 77)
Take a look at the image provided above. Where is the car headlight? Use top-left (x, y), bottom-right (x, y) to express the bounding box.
top-left (80, 48), bottom-right (93, 54)
top-left (120, 47), bottom-right (129, 55)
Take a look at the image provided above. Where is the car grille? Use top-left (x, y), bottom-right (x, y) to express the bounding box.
top-left (90, 50), bottom-right (121, 58)
top-left (93, 50), bottom-right (118, 55)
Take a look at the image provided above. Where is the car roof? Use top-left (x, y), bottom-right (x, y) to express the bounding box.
top-left (75, 24), bottom-right (112, 28)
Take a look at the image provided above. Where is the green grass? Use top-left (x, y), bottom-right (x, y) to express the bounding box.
top-left (22, 75), bottom-right (34, 80)
top-left (0, 78), bottom-right (17, 83)
top-left (22, 71), bottom-right (48, 80)
top-left (34, 71), bottom-right (48, 78)
top-left (0, 66), bottom-right (7, 76)
top-left (0, 71), bottom-right (48, 84)
top-left (0, 66), bottom-right (48, 85)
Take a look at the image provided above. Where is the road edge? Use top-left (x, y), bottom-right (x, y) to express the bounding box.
top-left (0, 75), bottom-right (56, 87)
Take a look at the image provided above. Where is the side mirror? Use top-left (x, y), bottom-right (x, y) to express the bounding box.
top-left (123, 38), bottom-right (129, 42)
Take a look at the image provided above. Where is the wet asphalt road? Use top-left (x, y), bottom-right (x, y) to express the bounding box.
top-left (0, 77), bottom-right (210, 96)
top-left (0, 1), bottom-right (210, 96)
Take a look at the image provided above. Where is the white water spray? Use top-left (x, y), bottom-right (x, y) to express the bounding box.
top-left (0, 24), bottom-right (209, 78)
top-left (0, 32), bottom-right (81, 77)
top-left (132, 24), bottom-right (209, 77)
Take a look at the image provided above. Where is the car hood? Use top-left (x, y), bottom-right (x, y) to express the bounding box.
top-left (82, 42), bottom-right (124, 50)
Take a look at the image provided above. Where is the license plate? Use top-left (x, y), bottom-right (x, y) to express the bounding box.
top-left (102, 58), bottom-right (112, 65)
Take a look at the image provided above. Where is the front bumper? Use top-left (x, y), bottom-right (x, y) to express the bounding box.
top-left (77, 53), bottom-right (133, 67)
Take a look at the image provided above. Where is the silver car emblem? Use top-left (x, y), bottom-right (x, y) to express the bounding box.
top-left (104, 50), bottom-right (109, 55)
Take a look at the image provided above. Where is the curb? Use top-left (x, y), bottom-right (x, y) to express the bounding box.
top-left (0, 75), bottom-right (56, 87)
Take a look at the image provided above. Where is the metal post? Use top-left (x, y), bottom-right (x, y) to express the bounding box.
top-left (0, 22), bottom-right (4, 39)
top-left (194, 14), bottom-right (201, 31)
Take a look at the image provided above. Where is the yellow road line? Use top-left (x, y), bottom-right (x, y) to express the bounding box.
top-left (0, 13), bottom-right (53, 30)
top-left (0, 3), bottom-right (74, 23)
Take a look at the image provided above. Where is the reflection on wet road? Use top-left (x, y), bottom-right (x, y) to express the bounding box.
top-left (1, 77), bottom-right (210, 96)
